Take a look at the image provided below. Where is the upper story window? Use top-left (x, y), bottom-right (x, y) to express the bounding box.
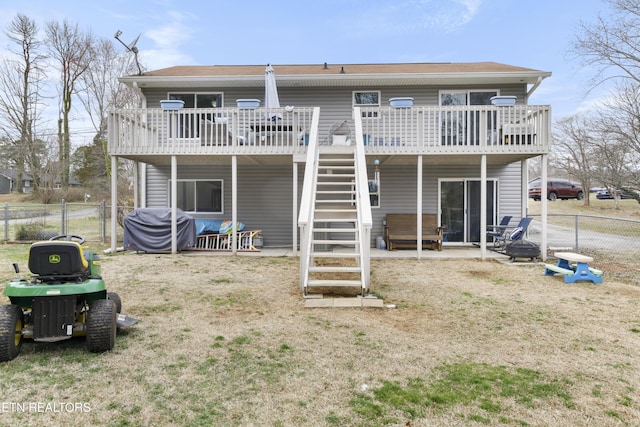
top-left (439, 90), bottom-right (498, 106)
top-left (353, 91), bottom-right (380, 118)
top-left (167, 93), bottom-right (224, 139)
top-left (168, 93), bottom-right (223, 108)
top-left (439, 90), bottom-right (499, 145)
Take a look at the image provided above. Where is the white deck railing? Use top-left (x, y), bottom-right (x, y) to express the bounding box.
top-left (108, 104), bottom-right (551, 157)
top-left (358, 104), bottom-right (551, 154)
top-left (353, 115), bottom-right (372, 292)
top-left (108, 106), bottom-right (316, 156)
top-left (298, 108), bottom-right (321, 292)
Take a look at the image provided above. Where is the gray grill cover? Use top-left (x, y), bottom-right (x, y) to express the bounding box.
top-left (123, 208), bottom-right (196, 253)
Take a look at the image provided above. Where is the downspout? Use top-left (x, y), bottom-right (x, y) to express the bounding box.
top-left (525, 76), bottom-right (543, 103)
top-left (132, 81), bottom-right (147, 209)
top-left (171, 156), bottom-right (177, 254)
top-left (111, 155), bottom-right (118, 253)
top-left (480, 155), bottom-right (487, 260)
top-left (417, 156), bottom-right (423, 260)
top-left (293, 162), bottom-right (298, 255)
top-left (132, 81), bottom-right (147, 108)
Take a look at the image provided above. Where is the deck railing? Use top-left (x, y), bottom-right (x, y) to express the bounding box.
top-left (108, 104), bottom-right (551, 157)
top-left (108, 106), bottom-right (316, 156)
top-left (357, 104), bottom-right (551, 154)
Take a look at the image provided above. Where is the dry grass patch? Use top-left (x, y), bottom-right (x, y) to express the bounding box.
top-left (0, 251), bottom-right (639, 426)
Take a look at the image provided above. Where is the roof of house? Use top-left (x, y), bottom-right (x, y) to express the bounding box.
top-left (121, 62), bottom-right (551, 89)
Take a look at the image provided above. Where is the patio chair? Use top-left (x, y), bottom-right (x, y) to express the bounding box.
top-left (494, 217), bottom-right (532, 249)
top-left (486, 215), bottom-right (512, 247)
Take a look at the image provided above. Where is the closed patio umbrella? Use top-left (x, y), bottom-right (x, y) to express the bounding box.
top-left (265, 64), bottom-right (281, 121)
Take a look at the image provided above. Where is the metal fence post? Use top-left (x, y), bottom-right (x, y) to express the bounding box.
top-left (101, 200), bottom-right (106, 243)
top-left (4, 203), bottom-right (8, 241)
top-left (575, 214), bottom-right (579, 252)
top-left (61, 199), bottom-right (66, 235)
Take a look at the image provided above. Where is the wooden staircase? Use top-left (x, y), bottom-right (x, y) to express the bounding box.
top-left (302, 146), bottom-right (368, 296)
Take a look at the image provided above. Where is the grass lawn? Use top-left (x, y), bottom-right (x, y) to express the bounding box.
top-left (1, 248), bottom-right (639, 426)
top-left (527, 196), bottom-right (640, 219)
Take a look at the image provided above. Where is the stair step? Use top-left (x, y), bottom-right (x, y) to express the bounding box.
top-left (309, 266), bottom-right (361, 273)
top-left (313, 228), bottom-right (356, 233)
top-left (317, 190), bottom-right (355, 194)
top-left (313, 218), bottom-right (356, 224)
top-left (318, 165), bottom-right (354, 169)
top-left (315, 207), bottom-right (356, 212)
top-left (318, 157), bottom-right (354, 162)
top-left (317, 173), bottom-right (355, 178)
top-left (313, 239), bottom-right (357, 245)
top-left (316, 181), bottom-right (353, 186)
top-left (316, 199), bottom-right (353, 206)
top-left (315, 215), bottom-right (357, 222)
top-left (311, 251), bottom-right (359, 258)
top-left (307, 279), bottom-right (363, 287)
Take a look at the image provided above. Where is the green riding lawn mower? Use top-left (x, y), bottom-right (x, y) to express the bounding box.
top-left (0, 235), bottom-right (137, 362)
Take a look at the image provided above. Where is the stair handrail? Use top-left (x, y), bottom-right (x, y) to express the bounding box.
top-left (298, 107), bottom-right (321, 292)
top-left (353, 107), bottom-right (372, 292)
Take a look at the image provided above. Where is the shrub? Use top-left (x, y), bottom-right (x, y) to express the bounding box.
top-left (15, 224), bottom-right (58, 241)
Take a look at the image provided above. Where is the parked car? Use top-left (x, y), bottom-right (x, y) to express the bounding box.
top-left (528, 179), bottom-right (584, 201)
top-left (595, 189), bottom-right (634, 200)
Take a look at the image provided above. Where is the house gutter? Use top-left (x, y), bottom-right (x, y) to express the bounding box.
top-left (119, 71), bottom-right (552, 89)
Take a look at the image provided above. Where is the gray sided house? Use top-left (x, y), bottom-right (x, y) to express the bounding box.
top-left (109, 62), bottom-right (554, 294)
top-left (0, 173), bottom-right (11, 194)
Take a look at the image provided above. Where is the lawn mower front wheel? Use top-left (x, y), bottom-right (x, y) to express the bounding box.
top-left (107, 292), bottom-right (122, 313)
top-left (0, 304), bottom-right (24, 362)
top-left (86, 299), bottom-right (117, 353)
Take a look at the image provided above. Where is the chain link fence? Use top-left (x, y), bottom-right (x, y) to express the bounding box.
top-left (3, 203), bottom-right (639, 285)
top-left (528, 214), bottom-right (640, 285)
top-left (1, 201), bottom-right (133, 244)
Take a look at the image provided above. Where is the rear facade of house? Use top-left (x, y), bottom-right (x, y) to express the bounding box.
top-left (109, 62), bottom-right (552, 251)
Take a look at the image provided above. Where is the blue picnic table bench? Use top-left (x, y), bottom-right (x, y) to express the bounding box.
top-left (544, 252), bottom-right (603, 284)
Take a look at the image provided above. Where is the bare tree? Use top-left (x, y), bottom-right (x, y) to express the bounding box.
top-left (74, 36), bottom-right (140, 201)
top-left (0, 14), bottom-right (47, 192)
top-left (570, 0), bottom-right (640, 198)
top-left (590, 133), bottom-right (634, 207)
top-left (592, 83), bottom-right (640, 197)
top-left (553, 115), bottom-right (598, 205)
top-left (572, 0), bottom-right (640, 89)
top-left (78, 37), bottom-right (139, 141)
top-left (596, 81), bottom-right (640, 160)
top-left (45, 19), bottom-right (93, 189)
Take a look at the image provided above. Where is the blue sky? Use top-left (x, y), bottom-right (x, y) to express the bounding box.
top-left (0, 0), bottom-right (612, 124)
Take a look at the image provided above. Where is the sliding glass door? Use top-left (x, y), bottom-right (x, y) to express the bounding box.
top-left (439, 179), bottom-right (497, 243)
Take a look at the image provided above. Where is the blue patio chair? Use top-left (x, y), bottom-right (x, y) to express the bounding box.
top-left (486, 215), bottom-right (512, 246)
top-left (495, 217), bottom-right (532, 249)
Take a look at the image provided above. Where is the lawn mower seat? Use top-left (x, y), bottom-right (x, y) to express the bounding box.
top-left (28, 241), bottom-right (89, 281)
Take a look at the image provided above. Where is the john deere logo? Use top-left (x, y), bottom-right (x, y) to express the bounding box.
top-left (49, 254), bottom-right (61, 264)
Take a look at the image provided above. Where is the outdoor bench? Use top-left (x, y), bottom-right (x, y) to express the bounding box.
top-left (384, 213), bottom-right (444, 251)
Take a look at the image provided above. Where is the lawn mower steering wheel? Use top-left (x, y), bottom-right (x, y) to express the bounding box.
top-left (49, 234), bottom-right (85, 244)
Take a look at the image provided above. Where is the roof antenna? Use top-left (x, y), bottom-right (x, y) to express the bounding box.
top-left (115, 30), bottom-right (143, 75)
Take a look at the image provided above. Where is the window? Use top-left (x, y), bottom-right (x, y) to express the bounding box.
top-left (439, 90), bottom-right (498, 145)
top-left (168, 93), bottom-right (223, 108)
top-left (354, 91), bottom-right (380, 118)
top-left (368, 180), bottom-right (380, 208)
top-left (167, 93), bottom-right (224, 138)
top-left (169, 180), bottom-right (223, 213)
